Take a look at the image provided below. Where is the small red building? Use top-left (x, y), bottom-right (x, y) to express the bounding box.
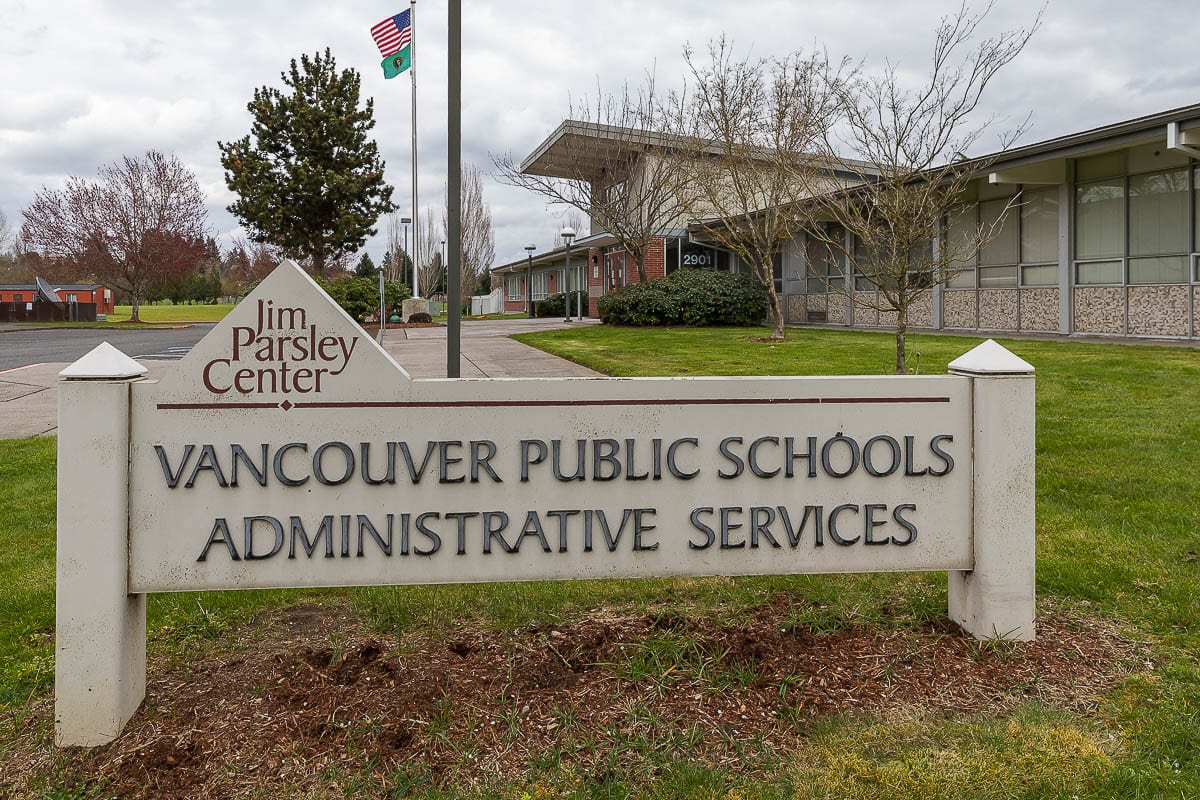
top-left (0, 282), bottom-right (115, 315)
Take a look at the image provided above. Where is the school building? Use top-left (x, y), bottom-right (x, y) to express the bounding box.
top-left (492, 103), bottom-right (1200, 339)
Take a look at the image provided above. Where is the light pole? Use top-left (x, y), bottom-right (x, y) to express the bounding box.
top-left (524, 242), bottom-right (536, 319)
top-left (377, 263), bottom-right (386, 344)
top-left (561, 227), bottom-right (575, 323)
top-left (401, 216), bottom-right (413, 296)
top-left (440, 240), bottom-right (447, 303)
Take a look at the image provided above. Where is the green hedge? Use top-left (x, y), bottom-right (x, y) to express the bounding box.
top-left (535, 290), bottom-right (589, 318)
top-left (597, 269), bottom-right (767, 326)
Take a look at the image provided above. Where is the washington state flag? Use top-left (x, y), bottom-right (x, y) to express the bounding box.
top-left (370, 10), bottom-right (412, 79)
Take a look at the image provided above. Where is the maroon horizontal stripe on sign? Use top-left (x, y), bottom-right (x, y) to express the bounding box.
top-left (157, 396), bottom-right (952, 411)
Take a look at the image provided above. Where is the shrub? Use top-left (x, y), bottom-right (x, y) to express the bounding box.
top-left (408, 311), bottom-right (433, 324)
top-left (535, 290), bottom-right (589, 318)
top-left (598, 269), bottom-right (767, 326)
top-left (315, 275), bottom-right (411, 322)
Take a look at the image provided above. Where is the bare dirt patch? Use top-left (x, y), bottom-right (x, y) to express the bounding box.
top-left (1, 598), bottom-right (1143, 798)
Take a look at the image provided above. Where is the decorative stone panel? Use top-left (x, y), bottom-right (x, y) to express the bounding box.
top-left (806, 294), bottom-right (827, 312)
top-left (1073, 287), bottom-right (1125, 334)
top-left (908, 294), bottom-right (934, 329)
top-left (826, 294), bottom-right (846, 324)
top-left (1128, 285), bottom-right (1189, 337)
top-left (786, 294), bottom-right (806, 323)
top-left (942, 290), bottom-right (977, 329)
top-left (852, 294), bottom-right (879, 327)
top-left (979, 290), bottom-right (1018, 331)
top-left (1019, 288), bottom-right (1058, 332)
top-left (879, 307), bottom-right (898, 328)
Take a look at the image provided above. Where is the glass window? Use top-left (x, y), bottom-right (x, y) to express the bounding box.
top-left (1076, 261), bottom-right (1123, 285)
top-left (946, 206), bottom-right (978, 267)
top-left (532, 272), bottom-right (550, 300)
top-left (505, 275), bottom-right (521, 300)
top-left (664, 238), bottom-right (681, 275)
top-left (979, 199), bottom-right (1018, 266)
top-left (681, 242), bottom-right (717, 270)
top-left (978, 265), bottom-right (1017, 288)
top-left (1195, 168), bottom-right (1200, 253)
top-left (1021, 264), bottom-right (1058, 286)
top-left (806, 234), bottom-right (838, 293)
top-left (1129, 169), bottom-right (1189, 257)
top-left (1075, 179), bottom-right (1125, 260)
top-left (947, 268), bottom-right (976, 289)
top-left (1129, 256), bottom-right (1187, 285)
top-left (1020, 187), bottom-right (1058, 264)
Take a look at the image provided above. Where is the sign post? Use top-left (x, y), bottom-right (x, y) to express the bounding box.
top-left (54, 261), bottom-right (1035, 747)
top-left (56, 344), bottom-right (148, 747)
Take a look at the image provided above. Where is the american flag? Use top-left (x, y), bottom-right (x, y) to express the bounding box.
top-left (371, 10), bottom-right (412, 58)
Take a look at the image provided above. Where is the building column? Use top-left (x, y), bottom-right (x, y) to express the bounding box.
top-left (1058, 166), bottom-right (1073, 334)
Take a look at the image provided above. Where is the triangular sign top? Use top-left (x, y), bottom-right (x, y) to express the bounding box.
top-left (152, 260), bottom-right (409, 405)
top-left (59, 341), bottom-right (148, 380)
top-left (948, 339), bottom-right (1035, 375)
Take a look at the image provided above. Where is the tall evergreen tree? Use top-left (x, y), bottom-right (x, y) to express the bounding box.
top-left (218, 48), bottom-right (395, 275)
top-left (355, 252), bottom-right (377, 277)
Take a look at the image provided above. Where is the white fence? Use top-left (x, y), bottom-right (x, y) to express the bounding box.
top-left (471, 288), bottom-right (505, 316)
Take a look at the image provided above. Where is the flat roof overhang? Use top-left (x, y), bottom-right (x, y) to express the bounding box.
top-left (491, 231), bottom-right (623, 274)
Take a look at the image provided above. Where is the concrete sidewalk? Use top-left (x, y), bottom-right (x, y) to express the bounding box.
top-left (0, 318), bottom-right (603, 440)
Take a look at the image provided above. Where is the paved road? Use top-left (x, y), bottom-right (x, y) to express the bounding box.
top-left (0, 318), bottom-right (601, 439)
top-left (0, 325), bottom-right (214, 371)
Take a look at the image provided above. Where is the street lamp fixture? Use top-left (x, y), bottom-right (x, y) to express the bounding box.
top-left (561, 227), bottom-right (576, 323)
top-left (524, 242), bottom-right (536, 319)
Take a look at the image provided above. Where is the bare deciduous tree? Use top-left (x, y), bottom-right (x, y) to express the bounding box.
top-left (554, 209), bottom-right (587, 248)
top-left (21, 150), bottom-right (209, 322)
top-left (495, 77), bottom-right (694, 282)
top-left (444, 163), bottom-right (495, 302)
top-left (417, 207), bottom-right (444, 298)
top-left (804, 3), bottom-right (1040, 373)
top-left (672, 38), bottom-right (850, 341)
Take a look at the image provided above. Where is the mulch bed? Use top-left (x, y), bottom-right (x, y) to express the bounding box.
top-left (2, 598), bottom-right (1143, 799)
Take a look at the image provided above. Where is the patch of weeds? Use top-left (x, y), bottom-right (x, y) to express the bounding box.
top-left (964, 631), bottom-right (1025, 662)
top-left (616, 632), bottom-right (727, 689)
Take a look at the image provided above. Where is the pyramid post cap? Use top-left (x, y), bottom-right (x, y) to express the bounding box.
top-left (59, 342), bottom-right (149, 380)
top-left (947, 339), bottom-right (1034, 376)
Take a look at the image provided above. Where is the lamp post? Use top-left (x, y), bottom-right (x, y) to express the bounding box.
top-left (524, 242), bottom-right (536, 319)
top-left (401, 216), bottom-right (413, 296)
top-left (561, 227), bottom-right (575, 323)
top-left (440, 240), bottom-right (447, 304)
top-left (377, 263), bottom-right (385, 344)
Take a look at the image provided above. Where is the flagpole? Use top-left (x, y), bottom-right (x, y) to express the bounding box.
top-left (410, 0), bottom-right (420, 297)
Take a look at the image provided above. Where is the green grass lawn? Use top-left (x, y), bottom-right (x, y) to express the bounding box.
top-left (2, 325), bottom-right (1198, 798)
top-left (108, 302), bottom-right (237, 323)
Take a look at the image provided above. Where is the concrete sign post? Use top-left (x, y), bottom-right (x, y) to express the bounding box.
top-left (56, 344), bottom-right (148, 747)
top-left (55, 261), bottom-right (1036, 747)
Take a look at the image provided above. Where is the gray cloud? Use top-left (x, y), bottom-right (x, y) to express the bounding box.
top-left (1, 0), bottom-right (1196, 267)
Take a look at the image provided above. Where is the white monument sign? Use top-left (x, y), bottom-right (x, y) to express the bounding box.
top-left (56, 261), bottom-right (1035, 747)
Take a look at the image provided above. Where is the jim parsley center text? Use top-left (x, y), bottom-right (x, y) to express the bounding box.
top-left (150, 434), bottom-right (956, 563)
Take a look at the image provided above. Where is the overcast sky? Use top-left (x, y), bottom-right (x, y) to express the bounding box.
top-left (1, 0), bottom-right (1197, 271)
